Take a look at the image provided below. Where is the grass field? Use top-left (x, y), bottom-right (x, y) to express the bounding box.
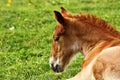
top-left (0, 0), bottom-right (120, 80)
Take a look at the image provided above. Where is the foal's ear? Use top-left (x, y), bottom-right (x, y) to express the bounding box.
top-left (60, 7), bottom-right (72, 18)
top-left (54, 11), bottom-right (66, 25)
top-left (61, 7), bottom-right (67, 14)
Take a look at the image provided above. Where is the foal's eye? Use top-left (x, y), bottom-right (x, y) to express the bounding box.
top-left (54, 36), bottom-right (60, 41)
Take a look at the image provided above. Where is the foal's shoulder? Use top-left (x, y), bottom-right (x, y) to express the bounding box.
top-left (97, 46), bottom-right (120, 62)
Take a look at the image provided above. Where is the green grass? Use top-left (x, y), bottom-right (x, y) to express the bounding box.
top-left (0, 0), bottom-right (120, 80)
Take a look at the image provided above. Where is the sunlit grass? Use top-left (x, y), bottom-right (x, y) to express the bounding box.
top-left (0, 0), bottom-right (120, 80)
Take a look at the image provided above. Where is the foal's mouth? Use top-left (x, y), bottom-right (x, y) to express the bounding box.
top-left (50, 57), bottom-right (64, 72)
top-left (50, 64), bottom-right (64, 73)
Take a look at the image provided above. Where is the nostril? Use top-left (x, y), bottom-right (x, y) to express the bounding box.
top-left (56, 64), bottom-right (59, 69)
top-left (51, 63), bottom-right (54, 68)
top-left (54, 64), bottom-right (60, 72)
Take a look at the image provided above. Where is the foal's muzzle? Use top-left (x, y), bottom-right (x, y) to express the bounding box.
top-left (50, 63), bottom-right (63, 73)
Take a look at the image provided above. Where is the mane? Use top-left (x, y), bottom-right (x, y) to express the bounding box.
top-left (73, 13), bottom-right (120, 38)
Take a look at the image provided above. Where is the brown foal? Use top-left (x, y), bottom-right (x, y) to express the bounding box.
top-left (49, 7), bottom-right (120, 80)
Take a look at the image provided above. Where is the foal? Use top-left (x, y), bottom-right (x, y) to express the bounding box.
top-left (49, 7), bottom-right (120, 80)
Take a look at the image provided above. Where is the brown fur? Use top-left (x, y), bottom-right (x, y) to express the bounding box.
top-left (78, 13), bottom-right (120, 38)
top-left (61, 7), bottom-right (120, 38)
top-left (50, 7), bottom-right (120, 80)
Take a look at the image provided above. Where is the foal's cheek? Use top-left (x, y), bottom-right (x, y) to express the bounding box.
top-left (63, 51), bottom-right (75, 65)
top-left (57, 45), bottom-right (61, 51)
top-left (50, 50), bottom-right (54, 57)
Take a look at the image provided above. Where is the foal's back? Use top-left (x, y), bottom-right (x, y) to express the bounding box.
top-left (93, 46), bottom-right (120, 80)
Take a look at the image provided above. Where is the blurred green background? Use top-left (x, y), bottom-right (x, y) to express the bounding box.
top-left (0, 0), bottom-right (120, 80)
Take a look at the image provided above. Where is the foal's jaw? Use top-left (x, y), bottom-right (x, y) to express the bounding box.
top-left (49, 57), bottom-right (64, 72)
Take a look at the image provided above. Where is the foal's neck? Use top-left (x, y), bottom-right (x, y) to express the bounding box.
top-left (79, 40), bottom-right (99, 56)
top-left (70, 20), bottom-right (120, 57)
top-left (72, 23), bottom-right (113, 56)
top-left (77, 33), bottom-right (116, 57)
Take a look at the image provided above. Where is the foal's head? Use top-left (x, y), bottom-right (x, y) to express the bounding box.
top-left (49, 8), bottom-right (79, 72)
